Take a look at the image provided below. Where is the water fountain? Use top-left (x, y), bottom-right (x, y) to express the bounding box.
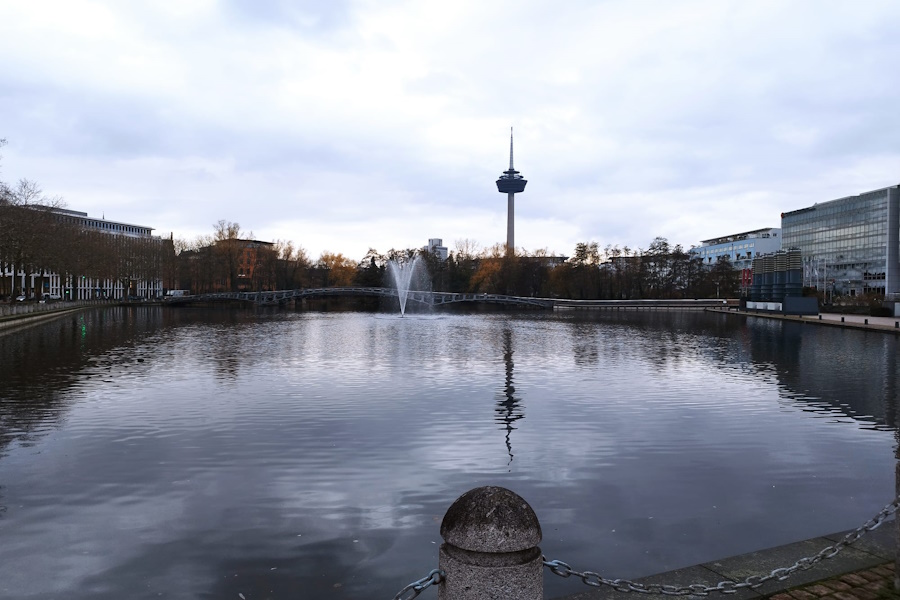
top-left (386, 255), bottom-right (427, 316)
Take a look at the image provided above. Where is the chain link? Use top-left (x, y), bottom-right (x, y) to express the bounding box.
top-left (392, 569), bottom-right (443, 600)
top-left (545, 496), bottom-right (899, 596)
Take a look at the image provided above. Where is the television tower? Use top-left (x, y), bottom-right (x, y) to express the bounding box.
top-left (496, 127), bottom-right (527, 255)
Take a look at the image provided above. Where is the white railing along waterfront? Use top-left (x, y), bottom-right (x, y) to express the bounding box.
top-left (0, 299), bottom-right (117, 319)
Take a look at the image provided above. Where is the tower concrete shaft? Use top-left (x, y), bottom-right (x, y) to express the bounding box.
top-left (507, 192), bottom-right (515, 252)
top-left (496, 128), bottom-right (527, 255)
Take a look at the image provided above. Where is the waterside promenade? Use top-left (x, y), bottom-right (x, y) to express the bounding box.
top-left (707, 307), bottom-right (900, 334)
top-left (0, 299), bottom-right (118, 333)
top-left (401, 485), bottom-right (897, 599)
top-left (551, 523), bottom-right (895, 600)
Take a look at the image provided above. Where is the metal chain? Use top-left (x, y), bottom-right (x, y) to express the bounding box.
top-left (392, 569), bottom-right (444, 600)
top-left (544, 496), bottom-right (900, 596)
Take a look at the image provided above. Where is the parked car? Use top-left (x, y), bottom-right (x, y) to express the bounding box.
top-left (15, 295), bottom-right (26, 302)
top-left (42, 293), bottom-right (61, 301)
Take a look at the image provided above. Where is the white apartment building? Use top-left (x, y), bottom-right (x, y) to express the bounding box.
top-left (427, 238), bottom-right (449, 261)
top-left (691, 227), bottom-right (782, 271)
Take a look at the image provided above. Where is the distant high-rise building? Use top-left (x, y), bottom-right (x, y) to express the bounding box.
top-left (496, 128), bottom-right (527, 254)
top-left (427, 238), bottom-right (448, 261)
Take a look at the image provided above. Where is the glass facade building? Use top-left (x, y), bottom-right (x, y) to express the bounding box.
top-left (781, 185), bottom-right (900, 297)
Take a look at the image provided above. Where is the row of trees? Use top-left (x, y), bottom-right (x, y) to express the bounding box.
top-left (172, 221), bottom-right (310, 293)
top-left (1, 139), bottom-right (174, 299)
top-left (170, 230), bottom-right (740, 300)
top-left (556, 237), bottom-right (739, 300)
top-left (3, 199), bottom-right (739, 300)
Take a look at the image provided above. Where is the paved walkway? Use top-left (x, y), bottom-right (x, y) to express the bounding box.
top-left (553, 522), bottom-right (896, 599)
top-left (707, 308), bottom-right (900, 334)
top-left (769, 562), bottom-right (894, 600)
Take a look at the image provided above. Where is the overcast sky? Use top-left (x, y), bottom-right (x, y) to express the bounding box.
top-left (2, 1), bottom-right (899, 260)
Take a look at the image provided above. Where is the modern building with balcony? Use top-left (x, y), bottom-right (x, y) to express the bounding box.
top-left (691, 227), bottom-right (782, 271)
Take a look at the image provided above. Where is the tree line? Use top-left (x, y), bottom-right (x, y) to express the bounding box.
top-left (1, 145), bottom-right (173, 299)
top-left (0, 182), bottom-right (173, 299)
top-left (171, 230), bottom-right (739, 300)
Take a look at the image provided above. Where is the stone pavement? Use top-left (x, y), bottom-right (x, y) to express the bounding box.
top-left (768, 562), bottom-right (894, 600)
top-left (553, 521), bottom-right (896, 600)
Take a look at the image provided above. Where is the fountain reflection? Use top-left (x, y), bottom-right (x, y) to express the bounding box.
top-left (494, 328), bottom-right (524, 468)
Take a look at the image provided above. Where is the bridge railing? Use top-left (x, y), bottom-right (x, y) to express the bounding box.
top-left (164, 288), bottom-right (556, 308)
top-left (552, 298), bottom-right (727, 310)
top-left (164, 289), bottom-right (727, 311)
top-left (0, 298), bottom-right (114, 318)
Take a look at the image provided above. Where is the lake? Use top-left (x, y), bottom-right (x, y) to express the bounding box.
top-left (0, 307), bottom-right (896, 599)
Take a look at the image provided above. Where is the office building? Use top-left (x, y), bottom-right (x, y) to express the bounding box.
top-left (1, 207), bottom-right (166, 300)
top-left (781, 185), bottom-right (900, 297)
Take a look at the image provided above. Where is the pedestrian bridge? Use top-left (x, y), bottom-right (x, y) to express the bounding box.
top-left (164, 287), bottom-right (555, 309)
top-left (163, 288), bottom-right (729, 311)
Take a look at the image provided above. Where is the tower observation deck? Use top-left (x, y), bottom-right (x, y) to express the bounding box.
top-left (496, 128), bottom-right (527, 254)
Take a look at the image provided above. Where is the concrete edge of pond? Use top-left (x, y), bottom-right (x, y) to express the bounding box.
top-left (550, 521), bottom-right (896, 599)
top-left (707, 307), bottom-right (900, 335)
top-left (0, 303), bottom-right (124, 335)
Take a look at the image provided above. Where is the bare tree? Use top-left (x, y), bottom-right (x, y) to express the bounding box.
top-left (0, 179), bottom-right (65, 298)
top-left (212, 220), bottom-right (248, 291)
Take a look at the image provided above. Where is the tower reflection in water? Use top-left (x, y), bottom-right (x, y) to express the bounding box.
top-left (495, 328), bottom-right (524, 468)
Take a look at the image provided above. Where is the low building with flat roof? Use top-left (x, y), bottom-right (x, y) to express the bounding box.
top-left (0, 206), bottom-right (165, 300)
top-left (691, 227), bottom-right (782, 271)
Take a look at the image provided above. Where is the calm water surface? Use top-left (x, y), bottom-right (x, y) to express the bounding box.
top-left (0, 307), bottom-right (896, 599)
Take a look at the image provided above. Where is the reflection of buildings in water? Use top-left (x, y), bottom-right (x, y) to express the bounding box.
top-left (560, 312), bottom-right (896, 433)
top-left (212, 328), bottom-right (244, 380)
top-left (205, 310), bottom-right (271, 381)
top-left (1, 315), bottom-right (94, 457)
top-left (571, 325), bottom-right (599, 366)
top-left (0, 307), bottom-right (169, 458)
top-left (742, 321), bottom-right (897, 430)
top-left (569, 311), bottom-right (742, 370)
top-left (495, 328), bottom-right (524, 467)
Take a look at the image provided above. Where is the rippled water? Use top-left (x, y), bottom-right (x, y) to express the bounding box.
top-left (0, 307), bottom-right (896, 599)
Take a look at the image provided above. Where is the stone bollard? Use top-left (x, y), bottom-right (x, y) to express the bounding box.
top-left (438, 486), bottom-right (543, 600)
